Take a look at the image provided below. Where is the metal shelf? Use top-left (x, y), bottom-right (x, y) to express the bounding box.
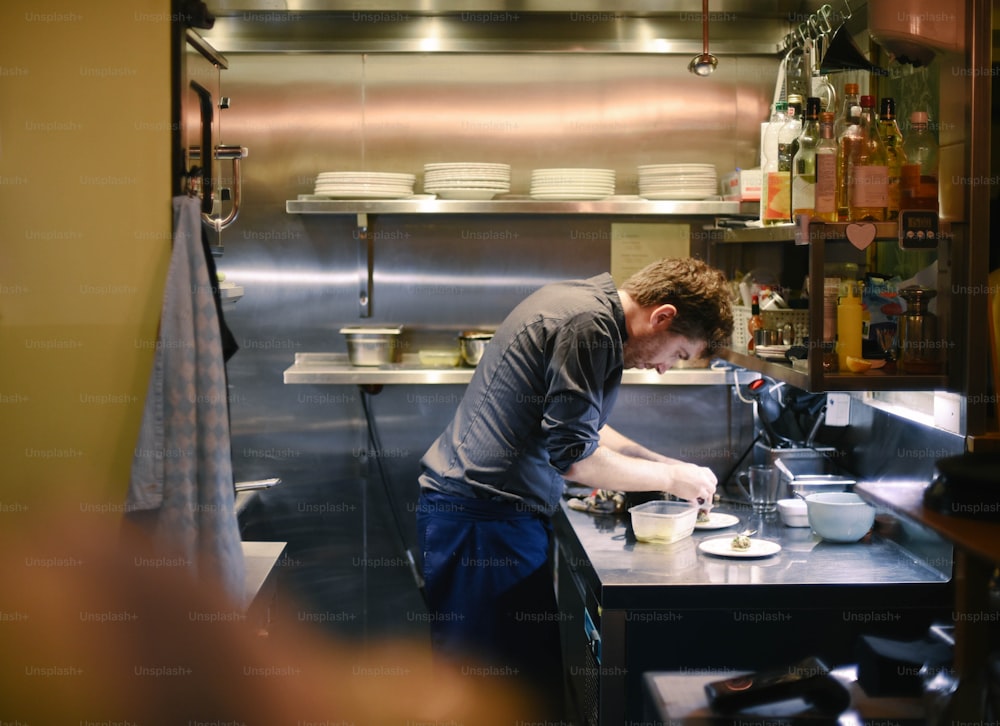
top-left (286, 196), bottom-right (745, 216)
top-left (283, 352), bottom-right (733, 386)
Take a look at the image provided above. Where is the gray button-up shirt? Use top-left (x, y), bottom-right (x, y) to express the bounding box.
top-left (418, 274), bottom-right (626, 515)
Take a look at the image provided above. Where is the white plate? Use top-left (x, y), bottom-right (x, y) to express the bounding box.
top-left (532, 167), bottom-right (615, 174)
top-left (425, 182), bottom-right (510, 189)
top-left (694, 512), bottom-right (740, 530)
top-left (530, 192), bottom-right (612, 200)
top-left (424, 162), bottom-right (511, 171)
top-left (640, 192), bottom-right (718, 201)
top-left (638, 163), bottom-right (716, 172)
top-left (433, 189), bottom-right (500, 200)
top-left (698, 536), bottom-right (782, 558)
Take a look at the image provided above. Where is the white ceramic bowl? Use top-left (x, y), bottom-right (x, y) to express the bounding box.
top-left (777, 497), bottom-right (809, 527)
top-left (805, 492), bottom-right (876, 542)
top-left (629, 501), bottom-right (698, 543)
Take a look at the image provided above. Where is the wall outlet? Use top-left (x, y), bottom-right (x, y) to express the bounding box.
top-left (933, 393), bottom-right (964, 435)
top-left (825, 393), bottom-right (851, 427)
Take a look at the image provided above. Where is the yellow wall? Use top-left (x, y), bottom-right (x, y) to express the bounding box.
top-left (0, 0), bottom-right (172, 525)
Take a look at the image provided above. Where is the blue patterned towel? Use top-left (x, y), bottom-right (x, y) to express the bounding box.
top-left (127, 195), bottom-right (245, 603)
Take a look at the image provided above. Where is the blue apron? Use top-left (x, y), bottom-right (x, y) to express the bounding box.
top-left (416, 489), bottom-right (564, 709)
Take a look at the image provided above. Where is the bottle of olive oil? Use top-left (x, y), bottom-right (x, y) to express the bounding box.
top-left (813, 112), bottom-right (839, 222)
top-left (791, 96), bottom-right (822, 219)
top-left (835, 83), bottom-right (861, 221)
top-left (877, 97), bottom-right (906, 220)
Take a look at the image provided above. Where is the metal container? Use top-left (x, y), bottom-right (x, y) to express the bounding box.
top-left (897, 286), bottom-right (942, 374)
top-left (458, 330), bottom-right (493, 367)
top-left (754, 328), bottom-right (782, 346)
top-left (788, 474), bottom-right (857, 499)
top-left (340, 326), bottom-right (403, 366)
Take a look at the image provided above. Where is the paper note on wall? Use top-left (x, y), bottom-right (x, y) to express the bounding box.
top-left (610, 223), bottom-right (690, 286)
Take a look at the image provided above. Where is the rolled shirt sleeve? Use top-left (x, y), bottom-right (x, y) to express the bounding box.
top-left (419, 274), bottom-right (625, 514)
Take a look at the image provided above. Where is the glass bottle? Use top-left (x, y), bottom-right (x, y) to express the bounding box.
top-left (772, 95), bottom-right (802, 223)
top-left (835, 83), bottom-right (862, 220)
top-left (900, 111), bottom-right (939, 212)
top-left (792, 96), bottom-right (822, 219)
top-left (785, 46), bottom-right (810, 100)
top-left (759, 101), bottom-right (786, 224)
top-left (878, 97), bottom-right (906, 220)
top-left (813, 111), bottom-right (839, 222)
top-left (847, 95), bottom-right (888, 222)
top-left (747, 294), bottom-right (764, 354)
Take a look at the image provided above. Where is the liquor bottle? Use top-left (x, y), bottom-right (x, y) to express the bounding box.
top-left (847, 95), bottom-right (888, 222)
top-left (747, 294), bottom-right (764, 354)
top-left (759, 102), bottom-right (786, 223)
top-left (791, 96), bottom-right (822, 219)
top-left (878, 97), bottom-right (906, 220)
top-left (900, 111), bottom-right (939, 212)
top-left (813, 112), bottom-right (839, 222)
top-left (835, 83), bottom-right (862, 221)
top-left (766, 95), bottom-right (802, 224)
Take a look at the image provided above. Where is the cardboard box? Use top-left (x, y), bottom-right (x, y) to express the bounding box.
top-left (722, 168), bottom-right (761, 202)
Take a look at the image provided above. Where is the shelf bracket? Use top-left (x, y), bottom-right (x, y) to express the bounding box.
top-left (356, 213), bottom-right (372, 317)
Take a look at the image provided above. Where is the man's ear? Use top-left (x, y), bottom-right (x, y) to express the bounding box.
top-left (650, 304), bottom-right (677, 330)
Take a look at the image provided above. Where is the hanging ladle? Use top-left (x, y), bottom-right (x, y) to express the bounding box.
top-left (688, 0), bottom-right (718, 76)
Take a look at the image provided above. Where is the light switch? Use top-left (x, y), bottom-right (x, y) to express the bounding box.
top-left (826, 393), bottom-right (851, 427)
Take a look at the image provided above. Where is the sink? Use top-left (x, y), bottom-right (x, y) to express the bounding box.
top-left (752, 442), bottom-right (854, 499)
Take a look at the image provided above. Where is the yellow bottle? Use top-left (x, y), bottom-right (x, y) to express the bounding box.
top-left (836, 282), bottom-right (863, 371)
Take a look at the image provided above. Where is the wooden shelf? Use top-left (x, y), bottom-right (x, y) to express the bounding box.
top-left (718, 349), bottom-right (948, 393)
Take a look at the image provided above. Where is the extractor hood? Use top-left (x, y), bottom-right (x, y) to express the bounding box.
top-left (200, 0), bottom-right (824, 54)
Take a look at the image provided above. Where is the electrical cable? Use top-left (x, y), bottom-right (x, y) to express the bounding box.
top-left (359, 389), bottom-right (427, 605)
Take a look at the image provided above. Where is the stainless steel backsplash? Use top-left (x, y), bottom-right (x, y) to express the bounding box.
top-left (218, 51), bottom-right (770, 636)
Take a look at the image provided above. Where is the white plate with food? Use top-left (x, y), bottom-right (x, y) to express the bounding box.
top-left (698, 535), bottom-right (782, 558)
top-left (694, 511), bottom-right (740, 530)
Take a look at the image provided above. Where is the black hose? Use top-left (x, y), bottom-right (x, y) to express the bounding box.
top-left (359, 389), bottom-right (427, 605)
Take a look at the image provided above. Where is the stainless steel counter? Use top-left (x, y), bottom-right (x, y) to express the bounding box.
top-left (555, 499), bottom-right (951, 610)
top-left (283, 352), bottom-right (735, 386)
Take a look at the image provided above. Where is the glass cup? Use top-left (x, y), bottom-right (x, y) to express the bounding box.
top-left (748, 464), bottom-right (779, 513)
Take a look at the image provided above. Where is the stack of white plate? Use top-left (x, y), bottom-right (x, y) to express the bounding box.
top-left (529, 168), bottom-right (615, 200)
top-left (422, 163), bottom-right (511, 200)
top-left (313, 171), bottom-right (415, 199)
top-left (637, 164), bottom-right (718, 201)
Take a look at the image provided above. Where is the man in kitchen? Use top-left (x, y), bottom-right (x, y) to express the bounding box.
top-left (416, 256), bottom-right (733, 716)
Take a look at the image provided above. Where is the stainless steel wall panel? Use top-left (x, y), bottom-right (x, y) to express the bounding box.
top-left (217, 50), bottom-right (768, 640)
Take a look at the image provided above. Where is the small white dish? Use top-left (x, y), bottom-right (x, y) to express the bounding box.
top-left (698, 536), bottom-right (782, 558)
top-left (777, 498), bottom-right (810, 527)
top-left (694, 512), bottom-right (740, 530)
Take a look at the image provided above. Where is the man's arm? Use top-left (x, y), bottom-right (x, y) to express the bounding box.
top-left (598, 424), bottom-right (686, 465)
top-left (563, 444), bottom-right (716, 504)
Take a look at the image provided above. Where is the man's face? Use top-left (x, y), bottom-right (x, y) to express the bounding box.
top-left (623, 330), bottom-right (707, 374)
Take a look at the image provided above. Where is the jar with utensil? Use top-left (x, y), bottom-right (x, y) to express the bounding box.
top-left (897, 286), bottom-right (943, 374)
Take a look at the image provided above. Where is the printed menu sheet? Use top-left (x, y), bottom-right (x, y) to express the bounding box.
top-left (610, 223), bottom-right (690, 285)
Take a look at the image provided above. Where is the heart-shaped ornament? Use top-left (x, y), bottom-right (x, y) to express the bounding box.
top-left (846, 222), bottom-right (877, 250)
